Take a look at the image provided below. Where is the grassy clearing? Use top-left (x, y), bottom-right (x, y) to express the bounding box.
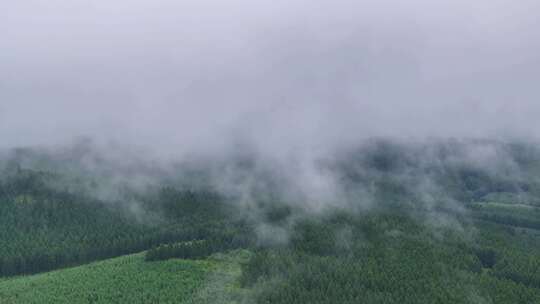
top-left (0, 250), bottom-right (249, 304)
top-left (475, 201), bottom-right (540, 210)
top-left (189, 250), bottom-right (253, 304)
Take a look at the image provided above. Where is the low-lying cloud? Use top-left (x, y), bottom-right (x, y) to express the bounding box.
top-left (2, 1), bottom-right (540, 243)
top-left (1, 0), bottom-right (540, 155)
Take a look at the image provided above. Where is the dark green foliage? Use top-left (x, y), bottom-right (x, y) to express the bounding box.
top-left (492, 251), bottom-right (540, 289)
top-left (145, 230), bottom-right (254, 261)
top-left (470, 203), bottom-right (540, 230)
top-left (474, 247), bottom-right (497, 268)
top-left (0, 253), bottom-right (219, 304)
top-left (0, 168), bottom-right (231, 277)
top-left (240, 213), bottom-right (540, 304)
top-left (2, 140), bottom-right (540, 303)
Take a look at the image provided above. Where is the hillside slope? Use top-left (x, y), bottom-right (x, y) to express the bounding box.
top-left (0, 251), bottom-right (249, 304)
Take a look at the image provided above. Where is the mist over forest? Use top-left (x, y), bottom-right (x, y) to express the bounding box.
top-left (2, 1), bottom-right (540, 303)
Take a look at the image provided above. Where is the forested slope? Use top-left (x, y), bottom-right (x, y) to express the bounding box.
top-left (239, 213), bottom-right (540, 304)
top-left (0, 167), bottom-right (237, 277)
top-left (2, 140), bottom-right (540, 303)
top-left (0, 251), bottom-right (250, 304)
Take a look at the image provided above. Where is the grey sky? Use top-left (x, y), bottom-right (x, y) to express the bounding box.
top-left (2, 0), bottom-right (540, 155)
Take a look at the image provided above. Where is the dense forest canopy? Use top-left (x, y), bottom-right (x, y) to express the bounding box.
top-left (1, 138), bottom-right (540, 303)
top-left (3, 1), bottom-right (540, 302)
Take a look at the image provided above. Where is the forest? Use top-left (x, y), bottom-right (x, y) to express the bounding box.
top-left (1, 139), bottom-right (540, 303)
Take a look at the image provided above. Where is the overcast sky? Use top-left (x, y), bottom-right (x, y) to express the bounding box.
top-left (1, 0), bottom-right (540, 155)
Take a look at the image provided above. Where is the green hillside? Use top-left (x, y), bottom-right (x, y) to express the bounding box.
top-left (0, 167), bottom-right (236, 277)
top-left (2, 141), bottom-right (540, 303)
top-left (0, 250), bottom-right (250, 304)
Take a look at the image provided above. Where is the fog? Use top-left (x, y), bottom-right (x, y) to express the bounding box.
top-left (2, 0), bottom-right (540, 156)
top-left (2, 1), bottom-right (540, 241)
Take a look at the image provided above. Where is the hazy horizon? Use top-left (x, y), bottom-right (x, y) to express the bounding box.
top-left (2, 0), bottom-right (540, 157)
